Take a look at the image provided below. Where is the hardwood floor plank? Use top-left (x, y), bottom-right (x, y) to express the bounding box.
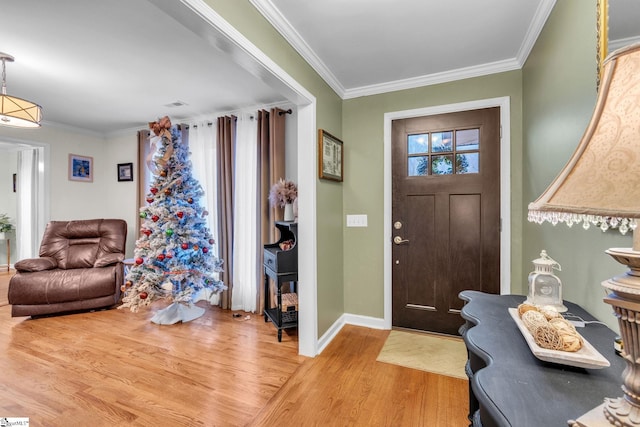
top-left (0, 301), bottom-right (302, 426)
top-left (0, 291), bottom-right (468, 426)
top-left (249, 325), bottom-right (469, 427)
top-left (0, 270), bottom-right (11, 306)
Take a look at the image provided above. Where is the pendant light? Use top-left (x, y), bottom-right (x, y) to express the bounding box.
top-left (0, 52), bottom-right (42, 128)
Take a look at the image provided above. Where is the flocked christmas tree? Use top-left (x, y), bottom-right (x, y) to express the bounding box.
top-left (119, 116), bottom-right (225, 324)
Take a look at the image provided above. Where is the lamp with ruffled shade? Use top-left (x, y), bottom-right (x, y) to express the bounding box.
top-left (529, 42), bottom-right (640, 426)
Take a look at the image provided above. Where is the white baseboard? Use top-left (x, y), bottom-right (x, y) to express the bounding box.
top-left (317, 313), bottom-right (388, 355)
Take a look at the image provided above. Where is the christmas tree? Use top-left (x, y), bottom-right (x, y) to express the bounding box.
top-left (120, 116), bottom-right (225, 324)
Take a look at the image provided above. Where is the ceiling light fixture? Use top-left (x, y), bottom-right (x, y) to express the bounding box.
top-left (0, 52), bottom-right (42, 128)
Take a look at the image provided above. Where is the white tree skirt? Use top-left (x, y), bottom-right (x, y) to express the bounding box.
top-left (150, 302), bottom-right (205, 325)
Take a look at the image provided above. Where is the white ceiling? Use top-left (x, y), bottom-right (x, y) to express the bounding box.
top-left (253, 0), bottom-right (553, 98)
top-left (1, 0), bottom-right (638, 136)
top-left (1, 0), bottom-right (286, 135)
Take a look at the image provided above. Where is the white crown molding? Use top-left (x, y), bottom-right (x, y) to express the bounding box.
top-left (249, 0), bottom-right (346, 97)
top-left (343, 58), bottom-right (521, 99)
top-left (609, 36), bottom-right (640, 53)
top-left (251, 0), bottom-right (558, 100)
top-left (40, 120), bottom-right (106, 139)
top-left (516, 0), bottom-right (557, 67)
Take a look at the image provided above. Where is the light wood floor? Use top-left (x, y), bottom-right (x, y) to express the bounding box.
top-left (0, 271), bottom-right (468, 426)
top-left (0, 269), bottom-right (10, 306)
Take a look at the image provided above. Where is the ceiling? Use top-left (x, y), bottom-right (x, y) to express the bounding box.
top-left (1, 0), bottom-right (287, 135)
top-left (2, 0), bottom-right (639, 136)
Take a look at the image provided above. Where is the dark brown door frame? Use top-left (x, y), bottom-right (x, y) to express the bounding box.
top-left (382, 97), bottom-right (512, 329)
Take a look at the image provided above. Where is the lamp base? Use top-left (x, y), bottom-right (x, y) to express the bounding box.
top-left (573, 247), bottom-right (640, 427)
top-left (569, 398), bottom-right (640, 427)
top-left (568, 402), bottom-right (609, 427)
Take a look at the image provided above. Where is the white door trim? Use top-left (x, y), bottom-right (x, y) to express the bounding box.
top-left (383, 97), bottom-right (511, 329)
top-left (171, 0), bottom-right (319, 356)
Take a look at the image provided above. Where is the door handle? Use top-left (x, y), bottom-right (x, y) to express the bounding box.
top-left (393, 236), bottom-right (409, 245)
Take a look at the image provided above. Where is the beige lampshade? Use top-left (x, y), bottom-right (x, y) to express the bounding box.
top-left (528, 42), bottom-right (640, 234)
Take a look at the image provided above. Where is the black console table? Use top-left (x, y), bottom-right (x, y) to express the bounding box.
top-left (459, 290), bottom-right (625, 427)
top-left (263, 221), bottom-right (298, 342)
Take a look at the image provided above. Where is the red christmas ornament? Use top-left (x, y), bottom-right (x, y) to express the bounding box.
top-left (146, 197), bottom-right (154, 204)
top-left (139, 292), bottom-right (148, 300)
top-left (202, 247), bottom-right (209, 254)
top-left (166, 253), bottom-right (173, 259)
top-left (187, 197), bottom-right (194, 204)
top-left (181, 243), bottom-right (189, 250)
top-left (150, 187), bottom-right (158, 194)
top-left (152, 215), bottom-right (159, 222)
top-left (135, 257), bottom-right (144, 265)
top-left (142, 229), bottom-right (151, 236)
top-left (176, 211), bottom-right (184, 219)
top-left (157, 254), bottom-right (165, 261)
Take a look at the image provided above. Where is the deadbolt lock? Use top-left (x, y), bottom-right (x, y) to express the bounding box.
top-left (394, 221), bottom-right (402, 230)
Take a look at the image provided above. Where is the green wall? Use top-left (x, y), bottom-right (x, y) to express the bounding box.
top-left (523, 0), bottom-right (627, 330)
top-left (342, 72), bottom-right (524, 317)
top-left (204, 0), bottom-right (345, 336)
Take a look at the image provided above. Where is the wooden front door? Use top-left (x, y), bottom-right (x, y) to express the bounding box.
top-left (391, 107), bottom-right (501, 335)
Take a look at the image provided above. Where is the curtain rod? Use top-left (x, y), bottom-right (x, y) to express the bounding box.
top-left (184, 122), bottom-right (213, 129)
top-left (278, 108), bottom-right (292, 116)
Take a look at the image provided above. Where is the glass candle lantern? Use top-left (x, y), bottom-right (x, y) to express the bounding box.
top-left (525, 250), bottom-right (567, 312)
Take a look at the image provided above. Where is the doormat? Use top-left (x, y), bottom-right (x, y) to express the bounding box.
top-left (376, 330), bottom-right (467, 379)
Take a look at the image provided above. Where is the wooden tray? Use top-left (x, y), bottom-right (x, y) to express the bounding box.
top-left (508, 308), bottom-right (610, 369)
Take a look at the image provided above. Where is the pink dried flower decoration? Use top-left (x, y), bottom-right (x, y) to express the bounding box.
top-left (269, 179), bottom-right (298, 208)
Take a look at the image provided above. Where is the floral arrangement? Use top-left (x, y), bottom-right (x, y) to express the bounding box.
top-left (269, 178), bottom-right (298, 208)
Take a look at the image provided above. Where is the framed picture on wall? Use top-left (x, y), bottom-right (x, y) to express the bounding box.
top-left (68, 154), bottom-right (93, 182)
top-left (318, 129), bottom-right (343, 182)
top-left (117, 162), bottom-right (134, 182)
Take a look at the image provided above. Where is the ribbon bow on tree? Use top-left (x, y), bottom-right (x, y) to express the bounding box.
top-left (148, 116), bottom-right (174, 168)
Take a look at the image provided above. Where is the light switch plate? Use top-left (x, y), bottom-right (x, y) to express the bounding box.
top-left (346, 214), bottom-right (368, 227)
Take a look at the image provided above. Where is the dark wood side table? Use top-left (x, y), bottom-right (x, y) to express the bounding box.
top-left (263, 221), bottom-right (298, 342)
top-left (459, 290), bottom-right (625, 427)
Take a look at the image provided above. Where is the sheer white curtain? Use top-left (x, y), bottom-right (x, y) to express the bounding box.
top-left (231, 113), bottom-right (258, 312)
top-left (188, 120), bottom-right (220, 304)
top-left (16, 147), bottom-right (44, 260)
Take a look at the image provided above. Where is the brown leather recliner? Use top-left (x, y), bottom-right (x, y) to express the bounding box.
top-left (8, 219), bottom-right (127, 317)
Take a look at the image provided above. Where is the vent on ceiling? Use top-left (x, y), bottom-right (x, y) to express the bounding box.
top-left (164, 101), bottom-right (188, 108)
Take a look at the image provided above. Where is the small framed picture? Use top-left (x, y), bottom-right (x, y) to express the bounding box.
top-left (318, 129), bottom-right (343, 182)
top-left (117, 162), bottom-right (134, 182)
top-left (68, 154), bottom-right (93, 182)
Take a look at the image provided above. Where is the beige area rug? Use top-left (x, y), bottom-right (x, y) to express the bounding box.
top-left (376, 330), bottom-right (468, 379)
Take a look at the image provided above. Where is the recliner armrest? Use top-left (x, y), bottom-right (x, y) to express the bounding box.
top-left (94, 253), bottom-right (125, 268)
top-left (14, 257), bottom-right (58, 272)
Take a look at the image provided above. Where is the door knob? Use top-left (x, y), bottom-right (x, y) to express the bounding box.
top-left (393, 236), bottom-right (409, 244)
